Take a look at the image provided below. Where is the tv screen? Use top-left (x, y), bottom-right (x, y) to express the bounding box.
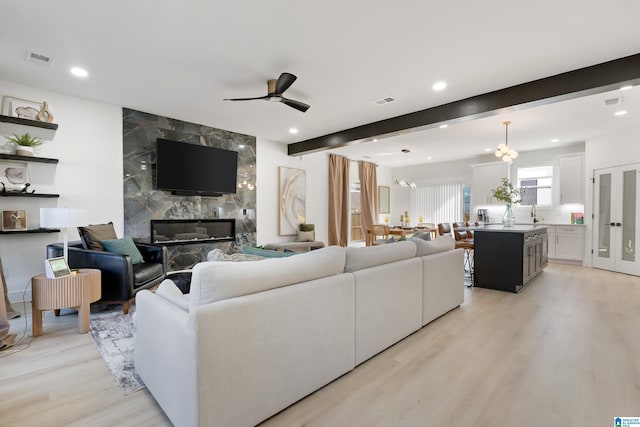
top-left (156, 138), bottom-right (238, 196)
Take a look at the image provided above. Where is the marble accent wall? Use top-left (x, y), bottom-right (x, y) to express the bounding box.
top-left (122, 108), bottom-right (256, 270)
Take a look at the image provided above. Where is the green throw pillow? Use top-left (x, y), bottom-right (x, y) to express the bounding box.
top-left (101, 236), bottom-right (145, 264)
top-left (241, 245), bottom-right (297, 258)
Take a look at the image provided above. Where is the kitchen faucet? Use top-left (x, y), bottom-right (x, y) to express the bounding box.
top-left (531, 205), bottom-right (538, 223)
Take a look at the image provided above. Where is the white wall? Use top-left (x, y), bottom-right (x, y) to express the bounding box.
top-left (0, 80), bottom-right (122, 301)
top-left (256, 138), bottom-right (329, 245)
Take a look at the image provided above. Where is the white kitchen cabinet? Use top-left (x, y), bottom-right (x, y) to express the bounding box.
top-left (547, 226), bottom-right (556, 259)
top-left (558, 154), bottom-right (584, 204)
top-left (472, 162), bottom-right (510, 206)
top-left (554, 225), bottom-right (584, 261)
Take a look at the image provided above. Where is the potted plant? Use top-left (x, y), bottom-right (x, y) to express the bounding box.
top-left (3, 132), bottom-right (45, 156)
top-left (492, 177), bottom-right (523, 227)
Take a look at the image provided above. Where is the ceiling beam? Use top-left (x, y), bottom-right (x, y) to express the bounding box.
top-left (288, 52), bottom-right (640, 156)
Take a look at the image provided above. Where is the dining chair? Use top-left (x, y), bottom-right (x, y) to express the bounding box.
top-left (370, 224), bottom-right (390, 245)
top-left (437, 222), bottom-right (452, 237)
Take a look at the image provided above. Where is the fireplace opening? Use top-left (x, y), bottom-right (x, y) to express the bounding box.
top-left (150, 219), bottom-right (235, 245)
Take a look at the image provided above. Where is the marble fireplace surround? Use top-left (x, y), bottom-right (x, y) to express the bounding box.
top-left (123, 108), bottom-right (257, 270)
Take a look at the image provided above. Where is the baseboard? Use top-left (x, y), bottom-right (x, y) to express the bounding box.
top-left (548, 258), bottom-right (583, 266)
top-left (8, 288), bottom-right (32, 303)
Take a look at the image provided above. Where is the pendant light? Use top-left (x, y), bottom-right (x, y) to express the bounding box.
top-left (394, 149), bottom-right (416, 188)
top-left (495, 121), bottom-right (518, 162)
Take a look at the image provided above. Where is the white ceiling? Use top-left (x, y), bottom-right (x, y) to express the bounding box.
top-left (1, 1), bottom-right (639, 167)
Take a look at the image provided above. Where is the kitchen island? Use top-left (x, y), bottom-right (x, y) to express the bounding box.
top-left (474, 225), bottom-right (548, 293)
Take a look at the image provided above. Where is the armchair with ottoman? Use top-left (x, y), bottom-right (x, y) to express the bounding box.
top-left (264, 223), bottom-right (325, 253)
top-left (46, 222), bottom-right (167, 314)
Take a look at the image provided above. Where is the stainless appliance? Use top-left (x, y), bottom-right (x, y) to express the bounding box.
top-left (477, 209), bottom-right (488, 222)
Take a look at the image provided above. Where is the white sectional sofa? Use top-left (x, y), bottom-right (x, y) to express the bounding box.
top-left (134, 237), bottom-right (463, 427)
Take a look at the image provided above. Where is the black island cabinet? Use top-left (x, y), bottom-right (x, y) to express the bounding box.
top-left (474, 225), bottom-right (548, 293)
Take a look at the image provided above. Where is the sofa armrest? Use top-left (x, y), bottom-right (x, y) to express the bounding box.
top-left (134, 290), bottom-right (198, 427)
top-left (136, 243), bottom-right (167, 266)
top-left (47, 243), bottom-right (135, 301)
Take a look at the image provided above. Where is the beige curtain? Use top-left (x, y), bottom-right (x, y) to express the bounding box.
top-left (0, 258), bottom-right (18, 319)
top-left (1, 258), bottom-right (17, 350)
top-left (328, 154), bottom-right (350, 246)
top-left (359, 161), bottom-right (378, 246)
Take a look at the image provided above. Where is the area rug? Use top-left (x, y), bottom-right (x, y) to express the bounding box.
top-left (89, 305), bottom-right (145, 395)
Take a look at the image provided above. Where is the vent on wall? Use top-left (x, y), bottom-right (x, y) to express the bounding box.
top-left (375, 96), bottom-right (395, 105)
top-left (25, 50), bottom-right (54, 67)
top-left (603, 96), bottom-right (623, 106)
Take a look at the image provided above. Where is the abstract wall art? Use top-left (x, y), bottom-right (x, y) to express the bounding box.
top-left (278, 166), bottom-right (306, 236)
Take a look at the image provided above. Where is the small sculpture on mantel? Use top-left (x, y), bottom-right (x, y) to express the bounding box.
top-left (36, 101), bottom-right (54, 123)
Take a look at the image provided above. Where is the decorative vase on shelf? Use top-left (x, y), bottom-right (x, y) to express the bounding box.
top-left (503, 204), bottom-right (516, 227)
top-left (15, 146), bottom-right (34, 157)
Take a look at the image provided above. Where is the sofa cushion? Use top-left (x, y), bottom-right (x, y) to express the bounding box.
top-left (78, 222), bottom-right (117, 250)
top-left (207, 248), bottom-right (265, 262)
top-left (189, 245), bottom-right (346, 307)
top-left (133, 262), bottom-right (164, 287)
top-left (102, 236), bottom-right (144, 264)
top-left (155, 279), bottom-right (189, 311)
top-left (344, 240), bottom-right (417, 273)
top-left (412, 231), bottom-right (432, 241)
top-left (410, 235), bottom-right (455, 257)
top-left (241, 245), bottom-right (297, 258)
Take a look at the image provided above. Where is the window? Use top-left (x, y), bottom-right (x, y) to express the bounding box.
top-left (517, 165), bottom-right (553, 206)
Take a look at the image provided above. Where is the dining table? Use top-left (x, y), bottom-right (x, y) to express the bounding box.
top-left (389, 226), bottom-right (438, 239)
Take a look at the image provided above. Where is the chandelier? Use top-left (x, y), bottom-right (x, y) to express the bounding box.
top-left (495, 121), bottom-right (518, 162)
top-left (394, 149), bottom-right (416, 188)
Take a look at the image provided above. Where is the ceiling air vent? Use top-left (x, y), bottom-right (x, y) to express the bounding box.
top-left (603, 96), bottom-right (623, 106)
top-left (375, 96), bottom-right (395, 105)
top-left (25, 50), bottom-right (54, 67)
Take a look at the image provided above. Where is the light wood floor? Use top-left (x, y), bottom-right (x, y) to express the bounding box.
top-left (1, 263), bottom-right (639, 427)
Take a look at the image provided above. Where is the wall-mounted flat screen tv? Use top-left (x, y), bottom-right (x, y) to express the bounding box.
top-left (156, 138), bottom-right (238, 196)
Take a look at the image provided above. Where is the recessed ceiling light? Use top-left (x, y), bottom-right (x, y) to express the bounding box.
top-left (427, 156), bottom-right (432, 160)
top-left (432, 81), bottom-right (447, 91)
top-left (551, 138), bottom-right (559, 143)
top-left (70, 67), bottom-right (89, 78)
top-left (484, 148), bottom-right (492, 152)
top-left (614, 110), bottom-right (628, 116)
top-left (289, 128), bottom-right (298, 134)
top-left (439, 124), bottom-right (448, 129)
top-left (373, 138), bottom-right (378, 142)
top-left (620, 85), bottom-right (633, 91)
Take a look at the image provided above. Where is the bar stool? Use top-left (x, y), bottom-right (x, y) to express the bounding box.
top-left (453, 228), bottom-right (474, 284)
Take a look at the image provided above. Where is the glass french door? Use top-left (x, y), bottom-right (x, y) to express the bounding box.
top-left (593, 164), bottom-right (640, 276)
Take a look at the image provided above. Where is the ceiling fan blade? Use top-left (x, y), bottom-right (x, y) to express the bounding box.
top-left (223, 96), bottom-right (268, 101)
top-left (274, 73), bottom-right (297, 95)
top-left (281, 97), bottom-right (310, 113)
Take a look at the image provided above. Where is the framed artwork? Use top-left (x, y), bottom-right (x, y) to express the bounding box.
top-left (1, 96), bottom-right (43, 120)
top-left (378, 185), bottom-right (390, 214)
top-left (2, 210), bottom-right (27, 231)
top-left (0, 160), bottom-right (30, 192)
top-left (278, 166), bottom-right (306, 236)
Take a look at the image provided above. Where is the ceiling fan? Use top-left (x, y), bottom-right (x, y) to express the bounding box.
top-left (224, 72), bottom-right (310, 113)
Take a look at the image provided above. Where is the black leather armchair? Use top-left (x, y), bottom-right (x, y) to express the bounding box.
top-left (47, 241), bottom-right (167, 314)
